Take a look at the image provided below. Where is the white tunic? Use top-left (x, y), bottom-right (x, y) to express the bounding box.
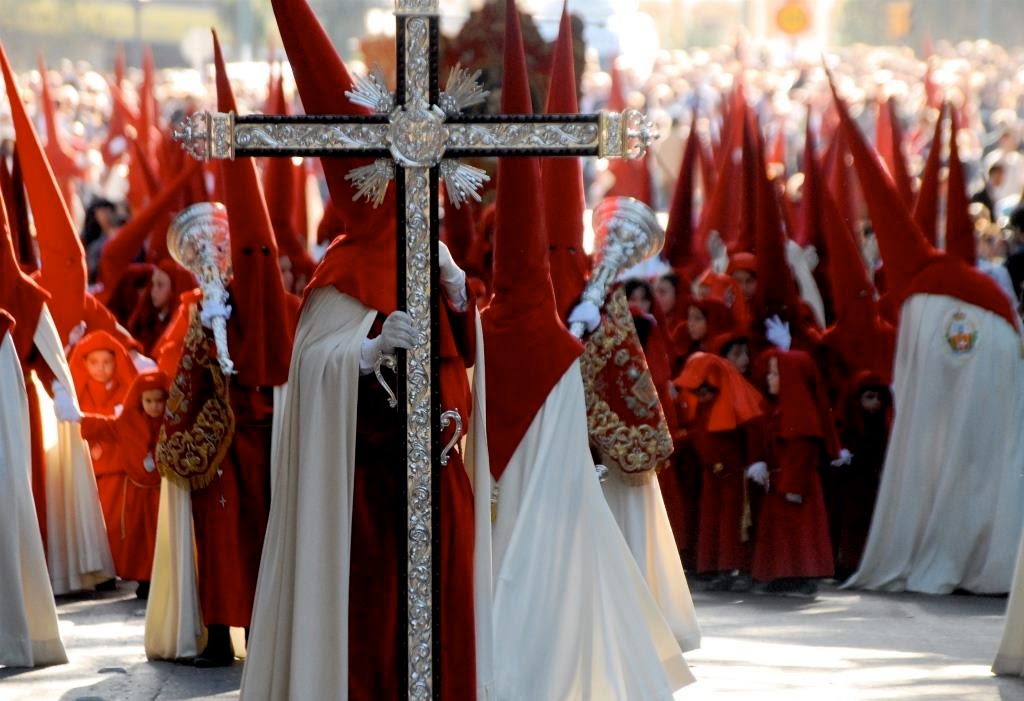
top-left (844, 294), bottom-right (1024, 594)
top-left (602, 472), bottom-right (701, 652)
top-left (0, 327), bottom-right (66, 667)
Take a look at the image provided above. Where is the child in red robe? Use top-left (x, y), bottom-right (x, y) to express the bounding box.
top-left (674, 352), bottom-right (764, 591)
top-left (828, 371), bottom-right (893, 580)
top-left (68, 330), bottom-right (138, 576)
top-left (750, 349), bottom-right (839, 597)
top-left (79, 371), bottom-right (168, 598)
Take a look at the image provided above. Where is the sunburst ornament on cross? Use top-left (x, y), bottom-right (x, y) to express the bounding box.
top-left (172, 1), bottom-right (656, 697)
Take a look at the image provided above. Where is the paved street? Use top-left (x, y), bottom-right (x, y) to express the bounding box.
top-left (2, 581), bottom-right (1023, 700)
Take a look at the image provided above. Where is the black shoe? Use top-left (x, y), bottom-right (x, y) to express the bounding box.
top-left (193, 625), bottom-right (235, 668)
top-left (729, 573), bottom-right (754, 592)
top-left (95, 578), bottom-right (118, 592)
top-left (136, 581), bottom-right (150, 600)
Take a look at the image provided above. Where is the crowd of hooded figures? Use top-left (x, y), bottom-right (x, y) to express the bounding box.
top-left (4, 0), bottom-right (1024, 697)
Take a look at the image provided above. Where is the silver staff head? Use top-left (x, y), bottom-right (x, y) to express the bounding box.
top-left (570, 198), bottom-right (665, 338)
top-left (168, 202), bottom-right (234, 288)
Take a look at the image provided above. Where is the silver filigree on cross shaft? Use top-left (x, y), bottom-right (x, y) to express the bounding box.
top-left (401, 12), bottom-right (435, 701)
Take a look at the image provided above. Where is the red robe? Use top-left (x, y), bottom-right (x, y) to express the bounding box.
top-left (674, 353), bottom-right (764, 575)
top-left (68, 331), bottom-right (138, 567)
top-left (348, 296), bottom-right (476, 701)
top-left (79, 372), bottom-right (166, 581)
top-left (690, 407), bottom-right (761, 574)
top-left (170, 277), bottom-right (299, 630)
top-left (750, 350), bottom-right (837, 582)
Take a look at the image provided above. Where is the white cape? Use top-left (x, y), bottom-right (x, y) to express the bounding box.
top-left (32, 305), bottom-right (115, 594)
top-left (845, 294), bottom-right (1024, 594)
top-left (603, 472), bottom-right (701, 652)
top-left (471, 351), bottom-right (693, 700)
top-left (240, 288), bottom-right (374, 701)
top-left (0, 330), bottom-right (66, 668)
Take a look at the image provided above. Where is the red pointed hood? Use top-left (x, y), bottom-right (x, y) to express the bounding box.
top-left (97, 158), bottom-right (200, 294)
top-left (270, 0), bottom-right (398, 314)
top-left (544, 3), bottom-right (589, 322)
top-left (829, 74), bottom-right (1016, 330)
top-left (138, 46), bottom-right (160, 162)
top-left (695, 89), bottom-right (748, 267)
top-left (261, 68), bottom-right (316, 283)
top-left (213, 31), bottom-right (294, 386)
top-left (796, 113), bottom-right (823, 248)
top-left (105, 78), bottom-right (142, 171)
top-left (875, 97), bottom-right (913, 206)
top-left (912, 104), bottom-right (946, 247)
top-left (664, 113), bottom-right (700, 274)
top-left (0, 149), bottom-right (35, 272)
top-left (1, 40), bottom-right (87, 342)
top-left (481, 0), bottom-right (584, 480)
top-left (820, 179), bottom-right (893, 382)
top-left (945, 109), bottom-right (975, 265)
top-left (753, 143), bottom-right (801, 326)
top-left (730, 111), bottom-right (760, 255)
top-left (36, 54), bottom-right (84, 188)
top-left (0, 183), bottom-right (48, 362)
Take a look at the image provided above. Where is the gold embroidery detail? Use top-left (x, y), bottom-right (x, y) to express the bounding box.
top-left (155, 308), bottom-right (235, 490)
top-left (581, 287), bottom-right (674, 485)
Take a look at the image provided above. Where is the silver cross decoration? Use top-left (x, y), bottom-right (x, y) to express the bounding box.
top-left (173, 1), bottom-right (655, 697)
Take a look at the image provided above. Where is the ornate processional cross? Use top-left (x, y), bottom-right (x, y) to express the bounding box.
top-left (173, 1), bottom-right (654, 697)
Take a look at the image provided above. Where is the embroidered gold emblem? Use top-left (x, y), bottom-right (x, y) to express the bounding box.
top-left (945, 309), bottom-right (979, 355)
top-left (581, 287), bottom-right (674, 485)
top-left (155, 308), bottom-right (236, 490)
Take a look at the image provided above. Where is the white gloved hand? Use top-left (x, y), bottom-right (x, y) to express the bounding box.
top-left (66, 320), bottom-right (87, 348)
top-left (438, 241), bottom-right (468, 312)
top-left (52, 381), bottom-right (82, 423)
top-left (199, 299), bottom-right (232, 329)
top-left (568, 300), bottom-right (602, 335)
top-left (746, 461), bottom-right (770, 489)
top-left (131, 350), bottom-right (157, 371)
top-left (143, 453), bottom-right (156, 473)
top-left (764, 315), bottom-right (792, 351)
top-left (830, 448), bottom-right (854, 467)
top-left (359, 311), bottom-right (421, 374)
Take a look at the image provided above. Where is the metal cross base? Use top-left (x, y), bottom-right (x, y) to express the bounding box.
top-left (173, 1), bottom-right (656, 698)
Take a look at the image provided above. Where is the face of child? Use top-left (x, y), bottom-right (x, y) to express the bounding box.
top-left (725, 342), bottom-right (750, 375)
top-left (85, 349), bottom-right (116, 384)
top-left (860, 389), bottom-right (883, 414)
top-left (140, 389), bottom-right (167, 419)
top-left (696, 383), bottom-right (718, 403)
top-left (653, 277), bottom-right (676, 315)
top-left (687, 305), bottom-right (707, 341)
top-left (766, 355), bottom-right (780, 396)
top-left (628, 286), bottom-right (652, 314)
top-left (151, 268), bottom-right (173, 310)
top-left (732, 269), bottom-right (757, 302)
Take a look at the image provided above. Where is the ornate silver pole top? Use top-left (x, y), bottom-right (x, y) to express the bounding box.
top-left (168, 202), bottom-right (236, 376)
top-left (571, 197), bottom-right (665, 338)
